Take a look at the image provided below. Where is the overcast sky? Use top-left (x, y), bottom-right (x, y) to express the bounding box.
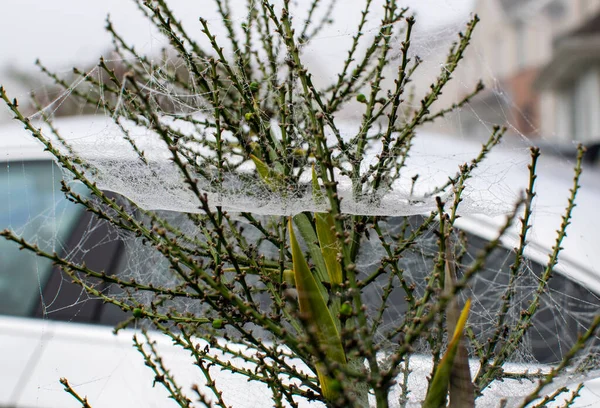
top-left (0, 0), bottom-right (473, 67)
top-left (0, 0), bottom-right (474, 120)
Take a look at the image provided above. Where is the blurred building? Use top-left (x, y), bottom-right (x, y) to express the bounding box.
top-left (445, 0), bottom-right (600, 143)
top-left (536, 11), bottom-right (600, 144)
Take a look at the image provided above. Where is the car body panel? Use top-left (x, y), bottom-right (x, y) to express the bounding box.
top-left (0, 322), bottom-right (45, 406)
top-left (1, 315), bottom-right (600, 407)
top-left (0, 316), bottom-right (301, 408)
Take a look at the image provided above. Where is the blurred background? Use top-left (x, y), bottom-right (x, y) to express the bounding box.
top-left (1, 0), bottom-right (471, 122)
top-left (1, 0), bottom-right (599, 153)
top-left (442, 0), bottom-right (600, 150)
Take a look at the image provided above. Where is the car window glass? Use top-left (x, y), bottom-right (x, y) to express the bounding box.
top-left (0, 160), bottom-right (85, 316)
top-left (358, 216), bottom-right (600, 363)
top-left (109, 210), bottom-right (600, 363)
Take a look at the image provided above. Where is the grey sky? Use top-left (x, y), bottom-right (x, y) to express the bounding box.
top-left (0, 0), bottom-right (473, 69)
top-left (0, 0), bottom-right (473, 121)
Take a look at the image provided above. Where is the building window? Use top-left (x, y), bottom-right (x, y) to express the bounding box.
top-left (567, 69), bottom-right (600, 142)
top-left (569, 84), bottom-right (582, 141)
top-left (515, 21), bottom-right (526, 70)
top-left (545, 0), bottom-right (566, 20)
top-left (494, 34), bottom-right (504, 76)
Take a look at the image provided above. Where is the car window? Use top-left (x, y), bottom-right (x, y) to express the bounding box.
top-left (358, 216), bottom-right (600, 363)
top-left (4, 167), bottom-right (598, 365)
top-left (0, 160), bottom-right (85, 316)
top-left (109, 211), bottom-right (600, 364)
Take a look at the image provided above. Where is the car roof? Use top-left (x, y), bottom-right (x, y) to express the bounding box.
top-left (1, 115), bottom-right (121, 161)
top-left (2, 115), bottom-right (600, 293)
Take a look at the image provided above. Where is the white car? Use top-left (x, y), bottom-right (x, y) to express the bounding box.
top-left (1, 115), bottom-right (600, 407)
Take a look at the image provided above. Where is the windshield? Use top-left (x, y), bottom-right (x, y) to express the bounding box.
top-left (0, 160), bottom-right (85, 316)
